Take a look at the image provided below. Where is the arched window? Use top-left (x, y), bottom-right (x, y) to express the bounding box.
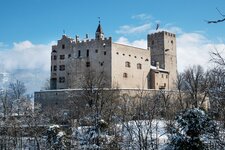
top-left (137, 63), bottom-right (142, 69)
top-left (125, 61), bottom-right (131, 67)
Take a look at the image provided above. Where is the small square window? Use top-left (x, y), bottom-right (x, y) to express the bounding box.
top-left (59, 65), bottom-right (65, 71)
top-left (60, 55), bottom-right (65, 60)
top-left (123, 73), bottom-right (128, 78)
top-left (151, 40), bottom-right (154, 45)
top-left (95, 49), bottom-right (98, 53)
top-left (125, 61), bottom-right (131, 68)
top-left (137, 63), bottom-right (142, 69)
top-left (59, 77), bottom-right (65, 83)
top-left (86, 62), bottom-right (90, 67)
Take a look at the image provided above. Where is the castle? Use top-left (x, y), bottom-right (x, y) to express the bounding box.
top-left (34, 22), bottom-right (177, 109)
top-left (49, 22), bottom-right (177, 90)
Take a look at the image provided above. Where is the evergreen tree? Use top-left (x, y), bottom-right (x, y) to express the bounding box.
top-left (167, 108), bottom-right (220, 150)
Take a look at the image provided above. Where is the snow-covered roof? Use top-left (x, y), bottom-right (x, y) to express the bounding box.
top-left (150, 66), bottom-right (169, 73)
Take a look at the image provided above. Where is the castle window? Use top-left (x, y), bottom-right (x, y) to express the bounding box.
top-left (171, 40), bottom-right (173, 44)
top-left (123, 73), bottom-right (128, 78)
top-left (141, 57), bottom-right (143, 59)
top-left (164, 83), bottom-right (166, 87)
top-left (53, 65), bottom-right (57, 71)
top-left (62, 44), bottom-right (65, 49)
top-left (59, 77), bottom-right (65, 83)
top-left (59, 65), bottom-right (65, 71)
top-left (95, 49), bottom-right (98, 53)
top-left (68, 54), bottom-right (71, 58)
top-left (137, 63), bottom-right (142, 69)
top-left (145, 59), bottom-right (149, 61)
top-left (53, 55), bottom-right (57, 60)
top-left (60, 55), bottom-right (65, 60)
top-left (99, 61), bottom-right (104, 66)
top-left (161, 74), bottom-right (164, 78)
top-left (134, 56), bottom-right (137, 58)
top-left (87, 49), bottom-right (89, 57)
top-left (116, 52), bottom-right (119, 55)
top-left (123, 54), bottom-right (125, 56)
top-left (151, 40), bottom-right (154, 45)
top-left (129, 55), bottom-right (131, 57)
top-left (52, 49), bottom-right (57, 53)
top-left (78, 50), bottom-right (81, 57)
top-left (125, 61), bottom-right (131, 68)
top-left (166, 75), bottom-right (168, 78)
top-left (86, 62), bottom-right (90, 67)
top-left (104, 51), bottom-right (106, 55)
top-left (51, 66), bottom-right (52, 71)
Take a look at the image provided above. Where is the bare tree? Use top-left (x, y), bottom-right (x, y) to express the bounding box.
top-left (181, 65), bottom-right (210, 108)
top-left (41, 78), bottom-right (51, 90)
top-left (69, 69), bottom-right (120, 149)
top-left (8, 80), bottom-right (26, 100)
top-left (207, 8), bottom-right (225, 24)
top-left (117, 90), bottom-right (169, 150)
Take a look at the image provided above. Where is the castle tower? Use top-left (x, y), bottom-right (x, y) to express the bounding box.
top-left (147, 31), bottom-right (177, 90)
top-left (95, 21), bottom-right (104, 40)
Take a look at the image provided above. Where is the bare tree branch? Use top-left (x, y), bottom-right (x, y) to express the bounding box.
top-left (206, 8), bottom-right (225, 24)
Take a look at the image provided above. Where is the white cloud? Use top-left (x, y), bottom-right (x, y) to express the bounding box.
top-left (0, 40), bottom-right (55, 93)
top-left (131, 13), bottom-right (152, 21)
top-left (115, 33), bottom-right (225, 72)
top-left (116, 23), bottom-right (151, 34)
top-left (116, 36), bottom-right (147, 49)
top-left (0, 41), bottom-right (54, 72)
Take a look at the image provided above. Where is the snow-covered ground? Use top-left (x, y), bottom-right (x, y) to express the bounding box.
top-left (74, 119), bottom-right (169, 149)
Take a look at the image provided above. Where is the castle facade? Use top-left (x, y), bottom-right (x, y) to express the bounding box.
top-left (49, 23), bottom-right (177, 90)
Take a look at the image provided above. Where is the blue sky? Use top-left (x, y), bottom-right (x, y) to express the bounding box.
top-left (0, 0), bottom-right (225, 93)
top-left (0, 0), bottom-right (224, 44)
